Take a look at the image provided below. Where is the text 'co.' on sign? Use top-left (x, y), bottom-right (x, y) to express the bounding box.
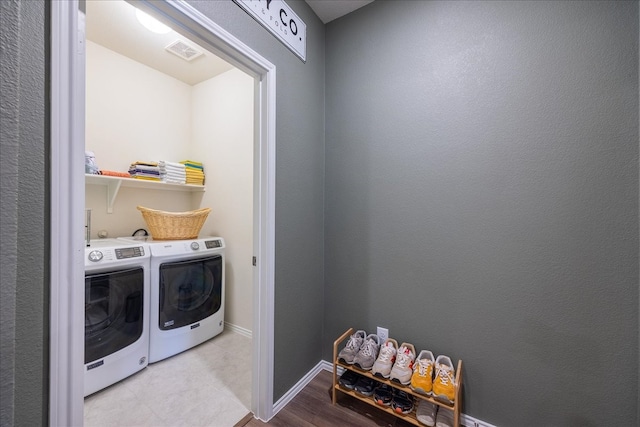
top-left (233, 0), bottom-right (307, 62)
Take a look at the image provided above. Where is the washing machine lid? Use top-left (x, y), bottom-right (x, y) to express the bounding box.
top-left (86, 238), bottom-right (125, 248)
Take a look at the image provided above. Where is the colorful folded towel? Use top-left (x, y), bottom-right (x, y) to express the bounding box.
top-left (99, 170), bottom-right (131, 178)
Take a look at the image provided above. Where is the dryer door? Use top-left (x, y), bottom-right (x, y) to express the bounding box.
top-left (158, 255), bottom-right (222, 330)
top-left (85, 267), bottom-right (144, 364)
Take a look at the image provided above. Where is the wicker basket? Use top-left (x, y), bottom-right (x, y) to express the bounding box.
top-left (137, 206), bottom-right (211, 240)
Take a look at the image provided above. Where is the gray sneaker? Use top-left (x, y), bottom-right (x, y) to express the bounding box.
top-left (338, 330), bottom-right (366, 364)
top-left (353, 334), bottom-right (381, 370)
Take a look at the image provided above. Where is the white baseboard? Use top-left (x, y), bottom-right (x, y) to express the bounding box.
top-left (269, 360), bottom-right (497, 427)
top-left (224, 322), bottom-right (252, 339)
top-left (459, 413), bottom-right (497, 427)
top-left (272, 360), bottom-right (327, 416)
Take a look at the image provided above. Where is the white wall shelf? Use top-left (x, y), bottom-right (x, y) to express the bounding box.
top-left (85, 174), bottom-right (205, 213)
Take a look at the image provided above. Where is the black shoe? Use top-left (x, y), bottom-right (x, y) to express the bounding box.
top-left (354, 377), bottom-right (379, 397)
top-left (391, 390), bottom-right (414, 415)
top-left (338, 370), bottom-right (361, 390)
top-left (373, 384), bottom-right (394, 406)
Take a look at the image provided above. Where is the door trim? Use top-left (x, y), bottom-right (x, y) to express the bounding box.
top-left (50, 0), bottom-right (276, 424)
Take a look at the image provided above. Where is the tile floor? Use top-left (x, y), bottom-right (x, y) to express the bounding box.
top-left (84, 329), bottom-right (252, 427)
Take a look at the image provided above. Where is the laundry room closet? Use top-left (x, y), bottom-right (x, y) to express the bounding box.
top-left (83, 0), bottom-right (254, 422)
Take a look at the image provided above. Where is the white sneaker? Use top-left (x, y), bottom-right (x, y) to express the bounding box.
top-left (416, 400), bottom-right (437, 426)
top-left (435, 407), bottom-right (454, 427)
top-left (371, 338), bottom-right (398, 378)
top-left (338, 330), bottom-right (366, 364)
top-left (389, 342), bottom-right (416, 385)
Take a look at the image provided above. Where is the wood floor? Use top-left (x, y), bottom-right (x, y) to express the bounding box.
top-left (236, 370), bottom-right (415, 427)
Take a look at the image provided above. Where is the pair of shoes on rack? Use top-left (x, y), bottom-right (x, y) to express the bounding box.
top-left (338, 369), bottom-right (361, 390)
top-left (433, 355), bottom-right (457, 402)
top-left (416, 400), bottom-right (454, 427)
top-left (411, 350), bottom-right (435, 394)
top-left (338, 330), bottom-right (381, 370)
top-left (434, 405), bottom-right (454, 427)
top-left (416, 400), bottom-right (437, 426)
top-left (338, 369), bottom-right (380, 397)
top-left (371, 339), bottom-right (417, 386)
top-left (354, 376), bottom-right (380, 397)
top-left (411, 352), bottom-right (457, 403)
top-left (373, 383), bottom-right (414, 415)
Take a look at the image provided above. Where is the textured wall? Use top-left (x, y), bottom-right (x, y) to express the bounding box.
top-left (0, 0), bottom-right (48, 425)
top-left (2, 0), bottom-right (326, 423)
top-left (184, 0), bottom-right (327, 401)
top-left (324, 1), bottom-right (638, 425)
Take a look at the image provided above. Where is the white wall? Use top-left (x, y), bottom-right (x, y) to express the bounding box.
top-left (192, 69), bottom-right (254, 332)
top-left (85, 41), bottom-right (196, 237)
top-left (85, 41), bottom-right (254, 332)
top-left (86, 41), bottom-right (192, 171)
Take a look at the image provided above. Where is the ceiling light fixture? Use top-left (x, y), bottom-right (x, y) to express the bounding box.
top-left (135, 9), bottom-right (171, 34)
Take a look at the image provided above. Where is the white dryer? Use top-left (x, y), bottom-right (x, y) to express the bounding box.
top-left (119, 236), bottom-right (225, 363)
top-left (84, 238), bottom-right (150, 396)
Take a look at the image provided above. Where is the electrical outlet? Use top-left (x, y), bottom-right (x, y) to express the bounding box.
top-left (377, 326), bottom-right (389, 343)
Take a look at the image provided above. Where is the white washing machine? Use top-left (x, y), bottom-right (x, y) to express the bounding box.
top-left (84, 238), bottom-right (150, 396)
top-left (119, 236), bottom-right (225, 363)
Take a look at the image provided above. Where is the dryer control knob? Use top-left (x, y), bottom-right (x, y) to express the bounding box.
top-left (190, 242), bottom-right (200, 251)
top-left (88, 250), bottom-right (103, 262)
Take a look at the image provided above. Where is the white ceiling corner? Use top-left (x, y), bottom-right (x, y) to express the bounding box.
top-left (305, 0), bottom-right (375, 24)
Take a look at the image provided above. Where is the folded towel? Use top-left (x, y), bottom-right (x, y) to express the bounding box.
top-left (130, 165), bottom-right (160, 173)
top-left (160, 164), bottom-right (185, 172)
top-left (132, 161), bottom-right (159, 167)
top-left (133, 176), bottom-right (162, 181)
top-left (162, 172), bottom-right (185, 177)
top-left (163, 178), bottom-right (186, 184)
top-left (180, 159), bottom-right (203, 166)
top-left (158, 160), bottom-right (186, 169)
top-left (99, 170), bottom-right (131, 178)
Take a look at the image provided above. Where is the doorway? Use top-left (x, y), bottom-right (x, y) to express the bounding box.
top-left (50, 1), bottom-right (276, 425)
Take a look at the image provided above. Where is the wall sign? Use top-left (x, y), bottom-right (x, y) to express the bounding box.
top-left (233, 0), bottom-right (307, 62)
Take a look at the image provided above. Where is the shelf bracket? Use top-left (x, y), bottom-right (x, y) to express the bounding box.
top-left (105, 179), bottom-right (122, 214)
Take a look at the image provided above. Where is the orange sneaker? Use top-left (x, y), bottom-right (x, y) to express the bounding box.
top-left (432, 355), bottom-right (456, 402)
top-left (410, 350), bottom-right (434, 395)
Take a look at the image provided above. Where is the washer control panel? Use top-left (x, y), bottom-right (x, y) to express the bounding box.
top-left (114, 246), bottom-right (145, 259)
top-left (205, 239), bottom-right (223, 249)
top-left (87, 246), bottom-right (145, 263)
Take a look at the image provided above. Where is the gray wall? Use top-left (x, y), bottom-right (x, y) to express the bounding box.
top-left (0, 0), bottom-right (48, 426)
top-left (2, 0), bottom-right (639, 426)
top-left (324, 1), bottom-right (638, 426)
top-left (184, 0), bottom-right (327, 401)
top-left (0, 0), bottom-right (325, 424)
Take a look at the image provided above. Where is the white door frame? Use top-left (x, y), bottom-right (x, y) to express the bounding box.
top-left (50, 1), bottom-right (276, 425)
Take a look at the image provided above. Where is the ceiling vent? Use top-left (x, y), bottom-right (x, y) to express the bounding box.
top-left (165, 40), bottom-right (203, 62)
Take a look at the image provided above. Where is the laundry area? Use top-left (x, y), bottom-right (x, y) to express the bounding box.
top-left (82, 1), bottom-right (254, 425)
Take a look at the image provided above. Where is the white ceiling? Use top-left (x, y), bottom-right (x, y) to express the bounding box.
top-left (85, 1), bottom-right (234, 86)
top-left (305, 0), bottom-right (374, 24)
top-left (85, 0), bottom-right (373, 85)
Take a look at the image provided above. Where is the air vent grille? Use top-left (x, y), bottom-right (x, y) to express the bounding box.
top-left (165, 40), bottom-right (203, 62)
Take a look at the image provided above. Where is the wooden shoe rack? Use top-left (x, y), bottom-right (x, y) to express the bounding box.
top-left (332, 328), bottom-right (463, 427)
